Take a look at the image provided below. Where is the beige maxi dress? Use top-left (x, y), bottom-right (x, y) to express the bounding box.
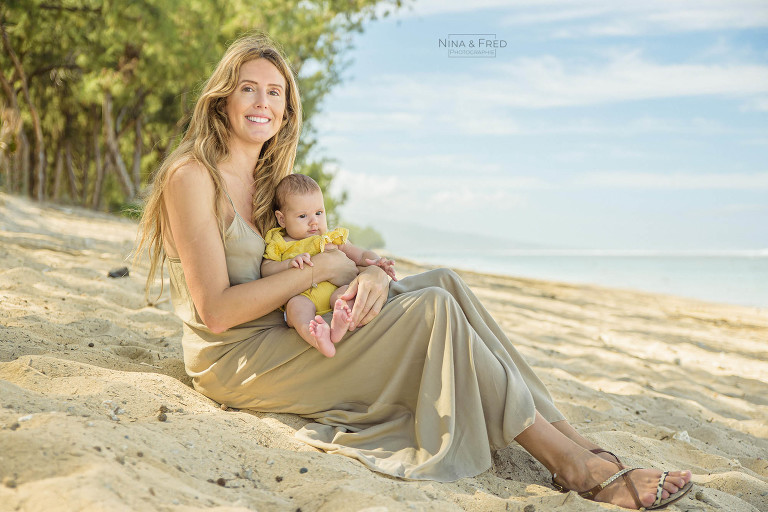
top-left (168, 204), bottom-right (565, 482)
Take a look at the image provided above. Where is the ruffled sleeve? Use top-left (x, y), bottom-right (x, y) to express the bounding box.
top-left (321, 227), bottom-right (349, 250)
top-left (263, 227), bottom-right (288, 261)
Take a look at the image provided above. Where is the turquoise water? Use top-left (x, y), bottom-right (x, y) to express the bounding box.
top-left (394, 250), bottom-right (768, 308)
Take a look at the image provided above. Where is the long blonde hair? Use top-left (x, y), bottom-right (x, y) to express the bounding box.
top-left (135, 33), bottom-right (302, 299)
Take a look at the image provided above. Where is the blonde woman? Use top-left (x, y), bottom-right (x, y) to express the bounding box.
top-left (136, 33), bottom-right (693, 509)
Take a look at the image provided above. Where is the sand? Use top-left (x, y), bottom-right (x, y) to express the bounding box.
top-left (0, 191), bottom-right (766, 512)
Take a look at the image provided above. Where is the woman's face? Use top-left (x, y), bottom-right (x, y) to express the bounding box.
top-left (225, 58), bottom-right (287, 149)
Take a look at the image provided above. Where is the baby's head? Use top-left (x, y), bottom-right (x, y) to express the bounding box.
top-left (274, 174), bottom-right (328, 239)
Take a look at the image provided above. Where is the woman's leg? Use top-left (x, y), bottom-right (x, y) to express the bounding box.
top-left (403, 269), bottom-right (691, 499)
top-left (516, 412), bottom-right (692, 509)
top-left (550, 420), bottom-right (623, 465)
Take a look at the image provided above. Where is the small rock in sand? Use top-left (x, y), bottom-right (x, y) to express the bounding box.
top-left (107, 266), bottom-right (129, 278)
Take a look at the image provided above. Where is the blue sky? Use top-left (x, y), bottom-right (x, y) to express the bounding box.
top-left (311, 0), bottom-right (768, 251)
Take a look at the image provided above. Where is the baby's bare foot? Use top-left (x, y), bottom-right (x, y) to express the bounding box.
top-left (308, 316), bottom-right (336, 357)
top-left (330, 299), bottom-right (353, 343)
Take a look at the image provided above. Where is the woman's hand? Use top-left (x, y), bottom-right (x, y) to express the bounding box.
top-left (339, 265), bottom-right (389, 330)
top-left (312, 249), bottom-right (358, 287)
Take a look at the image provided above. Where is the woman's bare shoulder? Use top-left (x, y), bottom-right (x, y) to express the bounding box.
top-left (167, 159), bottom-right (213, 192)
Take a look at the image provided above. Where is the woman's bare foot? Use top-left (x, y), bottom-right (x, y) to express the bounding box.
top-left (330, 299), bottom-right (352, 343)
top-left (556, 451), bottom-right (692, 509)
top-left (550, 421), bottom-right (688, 497)
top-left (308, 316), bottom-right (336, 357)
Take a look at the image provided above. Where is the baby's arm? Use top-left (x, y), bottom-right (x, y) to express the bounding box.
top-left (339, 243), bottom-right (397, 281)
top-left (261, 253), bottom-right (313, 277)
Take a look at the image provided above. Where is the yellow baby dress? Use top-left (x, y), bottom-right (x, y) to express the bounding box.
top-left (263, 227), bottom-right (349, 314)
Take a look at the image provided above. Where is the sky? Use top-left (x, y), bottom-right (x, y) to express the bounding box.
top-left (309, 0), bottom-right (768, 252)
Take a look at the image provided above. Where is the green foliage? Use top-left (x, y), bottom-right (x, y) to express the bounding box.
top-left (344, 222), bottom-right (386, 250)
top-left (0, 0), bottom-right (406, 218)
top-left (115, 199), bottom-right (145, 220)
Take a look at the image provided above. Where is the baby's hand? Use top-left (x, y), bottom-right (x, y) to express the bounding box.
top-left (365, 257), bottom-right (397, 281)
top-left (291, 253), bottom-right (313, 269)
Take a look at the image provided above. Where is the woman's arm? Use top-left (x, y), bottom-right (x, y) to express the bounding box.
top-left (261, 253), bottom-right (313, 278)
top-left (165, 163), bottom-right (357, 333)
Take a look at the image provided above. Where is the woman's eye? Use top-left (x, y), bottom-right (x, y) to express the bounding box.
top-left (269, 90), bottom-right (281, 96)
top-left (243, 86), bottom-right (254, 92)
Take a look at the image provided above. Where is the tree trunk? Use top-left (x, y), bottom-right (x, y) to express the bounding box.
top-left (65, 139), bottom-right (78, 201)
top-left (18, 130), bottom-right (29, 195)
top-left (132, 110), bottom-right (142, 194)
top-left (0, 103), bottom-right (20, 192)
top-left (0, 55), bottom-right (22, 193)
top-left (161, 90), bottom-right (188, 162)
top-left (80, 112), bottom-right (94, 206)
top-left (52, 142), bottom-right (63, 199)
top-left (91, 117), bottom-right (105, 210)
top-left (103, 91), bottom-right (135, 199)
top-left (1, 21), bottom-right (45, 202)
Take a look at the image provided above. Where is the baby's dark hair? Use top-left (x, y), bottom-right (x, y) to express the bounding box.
top-left (274, 173), bottom-right (321, 210)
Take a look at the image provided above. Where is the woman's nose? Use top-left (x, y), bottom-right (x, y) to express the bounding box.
top-left (252, 88), bottom-right (269, 108)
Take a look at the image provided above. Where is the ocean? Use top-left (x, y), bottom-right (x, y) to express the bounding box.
top-left (391, 249), bottom-right (768, 309)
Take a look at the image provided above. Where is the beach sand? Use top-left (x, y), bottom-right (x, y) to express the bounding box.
top-left (0, 191), bottom-right (766, 512)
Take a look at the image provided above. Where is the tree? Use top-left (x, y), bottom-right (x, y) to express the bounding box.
top-left (0, 0), bottom-right (405, 217)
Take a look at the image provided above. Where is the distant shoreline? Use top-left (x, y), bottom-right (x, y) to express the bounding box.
top-left (386, 251), bottom-right (768, 309)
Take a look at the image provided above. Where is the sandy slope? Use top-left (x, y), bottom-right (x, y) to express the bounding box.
top-left (0, 192), bottom-right (766, 512)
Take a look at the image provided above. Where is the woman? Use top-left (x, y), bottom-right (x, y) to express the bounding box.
top-left (136, 33), bottom-right (692, 509)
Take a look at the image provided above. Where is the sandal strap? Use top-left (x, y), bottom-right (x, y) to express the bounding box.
top-left (651, 471), bottom-right (669, 507)
top-left (590, 448), bottom-right (622, 464)
top-left (580, 467), bottom-right (644, 509)
top-left (579, 467), bottom-right (630, 499)
top-left (551, 473), bottom-right (568, 493)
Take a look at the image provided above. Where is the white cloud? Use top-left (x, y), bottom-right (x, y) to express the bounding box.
top-left (327, 53), bottom-right (768, 114)
top-left (576, 171), bottom-right (768, 189)
top-left (330, 167), bottom-right (545, 232)
top-left (388, 1), bottom-right (768, 35)
top-left (329, 167), bottom-right (400, 199)
top-left (319, 52), bottom-right (768, 145)
top-left (489, 52), bottom-right (768, 107)
top-left (740, 97), bottom-right (768, 112)
top-left (740, 137), bottom-right (768, 146)
top-left (316, 111), bottom-right (424, 134)
top-left (711, 203), bottom-right (768, 213)
top-left (428, 189), bottom-right (525, 210)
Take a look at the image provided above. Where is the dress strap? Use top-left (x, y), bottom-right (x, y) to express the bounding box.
top-left (221, 186), bottom-right (237, 210)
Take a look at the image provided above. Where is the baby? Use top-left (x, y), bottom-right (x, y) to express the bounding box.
top-left (261, 174), bottom-right (396, 358)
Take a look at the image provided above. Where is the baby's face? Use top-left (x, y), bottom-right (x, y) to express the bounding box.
top-left (276, 190), bottom-right (329, 239)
